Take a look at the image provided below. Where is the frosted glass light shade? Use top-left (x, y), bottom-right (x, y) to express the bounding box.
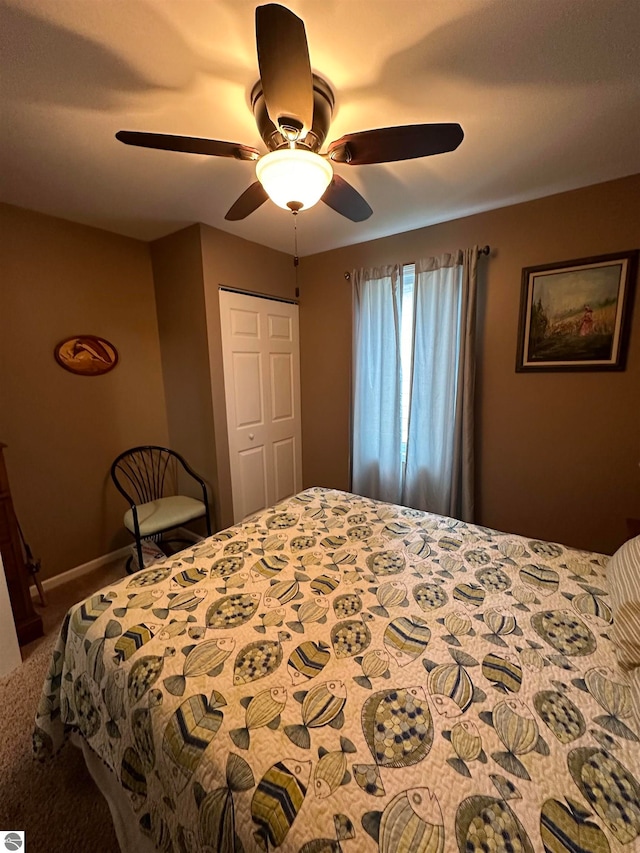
top-left (256, 148), bottom-right (333, 212)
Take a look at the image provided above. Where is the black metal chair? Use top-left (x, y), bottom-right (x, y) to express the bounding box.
top-left (111, 446), bottom-right (212, 573)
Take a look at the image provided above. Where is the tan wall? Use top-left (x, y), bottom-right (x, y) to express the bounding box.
top-left (199, 223), bottom-right (296, 529)
top-left (298, 175), bottom-right (640, 555)
top-left (151, 226), bottom-right (219, 530)
top-left (0, 204), bottom-right (169, 580)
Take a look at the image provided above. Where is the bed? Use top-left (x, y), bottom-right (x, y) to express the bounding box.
top-left (34, 487), bottom-right (640, 852)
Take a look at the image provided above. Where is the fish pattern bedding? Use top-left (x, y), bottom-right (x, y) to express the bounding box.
top-left (34, 488), bottom-right (640, 852)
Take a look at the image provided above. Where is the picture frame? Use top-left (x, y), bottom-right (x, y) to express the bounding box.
top-left (516, 249), bottom-right (638, 372)
top-left (54, 335), bottom-right (119, 376)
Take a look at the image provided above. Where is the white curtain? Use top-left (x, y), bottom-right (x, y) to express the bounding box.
top-left (351, 249), bottom-right (478, 521)
top-left (351, 265), bottom-right (403, 504)
top-left (402, 248), bottom-right (478, 520)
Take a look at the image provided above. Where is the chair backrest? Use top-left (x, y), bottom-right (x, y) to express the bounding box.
top-left (111, 446), bottom-right (193, 506)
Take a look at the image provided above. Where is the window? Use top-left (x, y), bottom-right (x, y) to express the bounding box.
top-left (400, 264), bottom-right (415, 465)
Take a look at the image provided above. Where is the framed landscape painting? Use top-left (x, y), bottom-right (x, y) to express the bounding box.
top-left (516, 249), bottom-right (638, 372)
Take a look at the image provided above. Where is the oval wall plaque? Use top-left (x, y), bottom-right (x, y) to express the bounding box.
top-left (54, 335), bottom-right (118, 376)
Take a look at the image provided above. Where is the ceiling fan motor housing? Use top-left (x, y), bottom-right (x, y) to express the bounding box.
top-left (251, 74), bottom-right (335, 152)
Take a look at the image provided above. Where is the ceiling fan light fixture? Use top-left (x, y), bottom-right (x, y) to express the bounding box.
top-left (256, 148), bottom-right (333, 212)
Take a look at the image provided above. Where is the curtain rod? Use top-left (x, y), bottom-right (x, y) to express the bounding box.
top-left (343, 245), bottom-right (491, 280)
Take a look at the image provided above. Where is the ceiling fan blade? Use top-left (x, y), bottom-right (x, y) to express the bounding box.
top-left (328, 123), bottom-right (464, 165)
top-left (255, 4), bottom-right (314, 136)
top-left (225, 181), bottom-right (270, 221)
top-left (321, 174), bottom-right (372, 222)
top-left (116, 131), bottom-right (259, 161)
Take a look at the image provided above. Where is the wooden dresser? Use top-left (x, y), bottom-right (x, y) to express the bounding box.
top-left (0, 444), bottom-right (43, 645)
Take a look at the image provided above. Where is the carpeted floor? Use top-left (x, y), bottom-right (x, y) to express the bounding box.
top-left (0, 561), bottom-right (126, 852)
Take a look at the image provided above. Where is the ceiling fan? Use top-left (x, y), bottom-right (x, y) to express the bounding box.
top-left (116, 3), bottom-right (464, 223)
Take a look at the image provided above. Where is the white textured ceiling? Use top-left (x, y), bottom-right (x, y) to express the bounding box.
top-left (2, 0), bottom-right (639, 256)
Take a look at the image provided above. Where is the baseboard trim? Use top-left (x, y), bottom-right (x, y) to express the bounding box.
top-left (30, 546), bottom-right (131, 598)
top-left (29, 530), bottom-right (204, 599)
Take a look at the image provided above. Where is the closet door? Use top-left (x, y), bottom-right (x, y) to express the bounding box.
top-left (219, 290), bottom-right (302, 523)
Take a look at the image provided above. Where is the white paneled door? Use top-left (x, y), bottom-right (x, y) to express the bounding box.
top-left (219, 290), bottom-right (302, 523)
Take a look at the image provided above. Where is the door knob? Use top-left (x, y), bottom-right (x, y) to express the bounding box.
top-left (249, 433), bottom-right (255, 440)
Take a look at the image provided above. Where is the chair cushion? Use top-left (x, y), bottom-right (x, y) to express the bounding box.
top-left (124, 496), bottom-right (206, 537)
top-left (607, 534), bottom-right (640, 671)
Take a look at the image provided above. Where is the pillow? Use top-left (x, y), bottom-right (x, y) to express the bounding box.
top-left (607, 535), bottom-right (640, 671)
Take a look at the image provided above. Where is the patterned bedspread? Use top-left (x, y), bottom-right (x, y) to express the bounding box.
top-left (34, 488), bottom-right (640, 852)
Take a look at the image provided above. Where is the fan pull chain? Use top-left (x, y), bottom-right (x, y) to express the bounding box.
top-left (293, 213), bottom-right (300, 293)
